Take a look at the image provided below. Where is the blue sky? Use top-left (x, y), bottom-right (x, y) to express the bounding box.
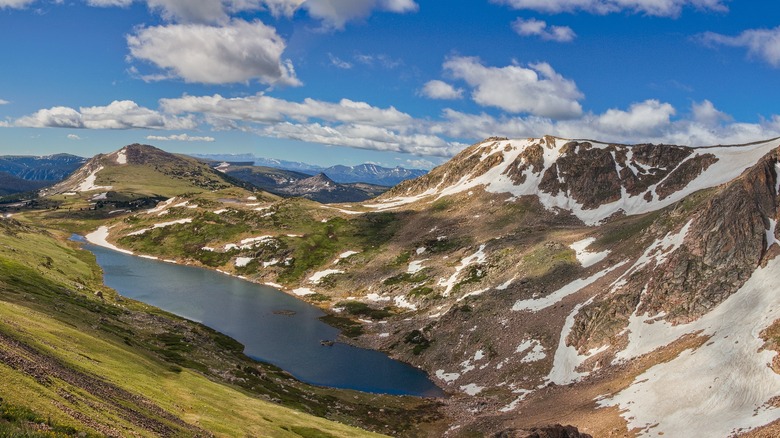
top-left (1, 0), bottom-right (780, 168)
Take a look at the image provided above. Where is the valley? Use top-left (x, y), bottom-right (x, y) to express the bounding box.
top-left (4, 137), bottom-right (780, 436)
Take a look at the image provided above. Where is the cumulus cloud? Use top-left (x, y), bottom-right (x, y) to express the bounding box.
top-left (432, 99), bottom-right (780, 148)
top-left (492, 0), bottom-right (728, 17)
top-left (512, 18), bottom-right (576, 42)
top-left (700, 26), bottom-right (780, 67)
top-left (146, 133), bottom-right (216, 141)
top-left (15, 100), bottom-right (195, 130)
top-left (691, 99), bottom-right (731, 125)
top-left (0, 99), bottom-right (9, 105)
top-left (67, 134), bottom-right (82, 140)
top-left (595, 99), bottom-right (675, 135)
top-left (303, 0), bottom-right (418, 30)
top-left (420, 80), bottom-right (463, 100)
top-left (443, 56), bottom-right (583, 119)
top-left (0, 0), bottom-right (37, 9)
top-left (127, 19), bottom-right (299, 86)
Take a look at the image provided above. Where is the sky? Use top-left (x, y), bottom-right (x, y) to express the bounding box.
top-left (1, 0), bottom-right (780, 169)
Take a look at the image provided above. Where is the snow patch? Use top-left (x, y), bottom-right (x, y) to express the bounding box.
top-left (393, 295), bottom-right (417, 311)
top-left (309, 269), bottom-right (343, 284)
top-left (438, 244), bottom-right (487, 297)
top-left (600, 254), bottom-right (780, 436)
top-left (516, 339), bottom-right (547, 363)
top-left (292, 288), bottom-right (316, 296)
top-left (459, 383), bottom-right (484, 396)
top-left (77, 166), bottom-right (112, 192)
top-left (407, 259), bottom-right (427, 274)
top-left (115, 148), bottom-right (127, 164)
top-left (570, 237), bottom-right (610, 268)
top-left (126, 218), bottom-right (193, 236)
top-left (235, 257), bottom-right (253, 267)
top-left (513, 261), bottom-right (627, 312)
top-left (84, 226), bottom-right (133, 255)
top-left (435, 369), bottom-right (461, 383)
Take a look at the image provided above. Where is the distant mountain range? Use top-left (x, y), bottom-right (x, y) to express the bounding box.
top-left (211, 163), bottom-right (388, 203)
top-left (189, 153), bottom-right (428, 187)
top-left (0, 153), bottom-right (86, 195)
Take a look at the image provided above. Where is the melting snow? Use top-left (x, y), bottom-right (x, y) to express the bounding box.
top-left (570, 237), bottom-right (610, 268)
top-left (77, 166), bottom-right (112, 192)
top-left (334, 250), bottom-right (359, 263)
top-left (115, 148), bottom-right (127, 164)
top-left (126, 218), bottom-right (193, 236)
top-left (435, 369), bottom-right (460, 383)
top-left (235, 257), bottom-right (253, 267)
top-left (496, 276), bottom-right (516, 290)
top-left (546, 298), bottom-right (607, 385)
top-left (438, 244), bottom-right (487, 297)
top-left (85, 226), bottom-right (133, 255)
top-left (292, 288), bottom-right (316, 296)
top-left (600, 254), bottom-right (780, 437)
top-left (309, 269), bottom-right (343, 284)
top-left (459, 383), bottom-right (484, 396)
top-left (766, 219), bottom-right (779, 249)
top-left (407, 259), bottom-right (427, 274)
top-left (516, 339), bottom-right (547, 363)
top-left (146, 197), bottom-right (175, 215)
top-left (393, 295), bottom-right (417, 310)
top-left (512, 261), bottom-right (627, 312)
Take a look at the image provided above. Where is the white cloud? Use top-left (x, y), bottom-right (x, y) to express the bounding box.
top-left (67, 134), bottom-right (82, 140)
top-left (443, 56), bottom-right (583, 119)
top-left (261, 122), bottom-right (461, 157)
top-left (405, 158), bottom-right (439, 169)
top-left (303, 0), bottom-right (418, 30)
top-left (691, 99), bottom-right (731, 125)
top-left (160, 93), bottom-right (413, 127)
top-left (15, 100), bottom-right (195, 130)
top-left (492, 0), bottom-right (728, 17)
top-left (353, 52), bottom-right (403, 69)
top-left (420, 80), bottom-right (463, 100)
top-left (0, 0), bottom-right (37, 9)
top-left (512, 18), bottom-right (576, 42)
top-left (595, 99), bottom-right (675, 135)
top-left (700, 26), bottom-right (780, 67)
top-left (127, 19), bottom-right (299, 86)
top-left (432, 100), bottom-right (780, 148)
top-left (328, 53), bottom-right (353, 69)
top-left (262, 0), bottom-right (305, 18)
top-left (146, 133), bottom-right (216, 141)
top-left (0, 99), bottom-right (9, 105)
top-left (87, 0), bottom-right (133, 6)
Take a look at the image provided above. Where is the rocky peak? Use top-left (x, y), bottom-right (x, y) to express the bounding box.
top-left (375, 136), bottom-right (780, 225)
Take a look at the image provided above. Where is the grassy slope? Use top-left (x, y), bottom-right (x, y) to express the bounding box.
top-left (0, 219), bottom-right (437, 437)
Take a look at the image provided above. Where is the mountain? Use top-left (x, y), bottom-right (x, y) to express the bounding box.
top-left (190, 153), bottom-right (428, 186)
top-left (320, 164), bottom-right (428, 186)
top-left (212, 162), bottom-right (388, 203)
top-left (0, 171), bottom-right (50, 195)
top-left (0, 153), bottom-right (86, 181)
top-left (110, 135), bottom-right (780, 436)
top-left (41, 144), bottom-right (261, 200)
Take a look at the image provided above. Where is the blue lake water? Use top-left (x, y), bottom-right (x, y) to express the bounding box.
top-left (77, 238), bottom-right (443, 397)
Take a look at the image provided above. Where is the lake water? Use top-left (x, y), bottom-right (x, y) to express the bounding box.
top-left (78, 238), bottom-right (443, 397)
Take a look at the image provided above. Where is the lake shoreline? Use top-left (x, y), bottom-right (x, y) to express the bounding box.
top-left (77, 228), bottom-right (446, 398)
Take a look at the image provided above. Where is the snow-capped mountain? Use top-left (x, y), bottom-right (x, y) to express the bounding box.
top-left (190, 153), bottom-right (428, 186)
